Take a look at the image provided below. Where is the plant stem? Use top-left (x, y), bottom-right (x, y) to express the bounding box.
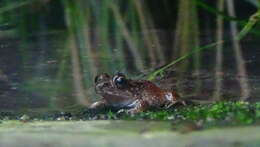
top-left (147, 9), bottom-right (260, 81)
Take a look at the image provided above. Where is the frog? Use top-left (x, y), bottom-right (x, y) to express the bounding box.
top-left (90, 73), bottom-right (185, 114)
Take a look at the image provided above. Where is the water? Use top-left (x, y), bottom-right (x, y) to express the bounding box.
top-left (0, 0), bottom-right (259, 112)
top-left (0, 29), bottom-right (259, 112)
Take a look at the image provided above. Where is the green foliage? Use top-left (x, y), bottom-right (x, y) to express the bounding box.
top-left (236, 9), bottom-right (260, 40)
top-left (100, 101), bottom-right (260, 125)
top-left (177, 101), bottom-right (257, 125)
top-left (146, 41), bottom-right (225, 80)
top-left (256, 102), bottom-right (260, 118)
top-left (196, 0), bottom-right (260, 35)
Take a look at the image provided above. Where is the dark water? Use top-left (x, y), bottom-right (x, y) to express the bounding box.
top-left (0, 31), bottom-right (259, 112)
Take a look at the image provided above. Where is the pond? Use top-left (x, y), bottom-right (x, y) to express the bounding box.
top-left (0, 0), bottom-right (259, 119)
top-left (0, 31), bottom-right (260, 113)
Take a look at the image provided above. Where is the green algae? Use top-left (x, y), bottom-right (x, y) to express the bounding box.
top-left (101, 101), bottom-right (260, 126)
top-left (0, 101), bottom-right (259, 128)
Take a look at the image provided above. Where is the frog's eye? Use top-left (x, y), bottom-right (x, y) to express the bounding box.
top-left (95, 73), bottom-right (110, 84)
top-left (113, 74), bottom-right (127, 89)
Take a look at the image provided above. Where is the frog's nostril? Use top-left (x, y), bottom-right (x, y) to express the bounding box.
top-left (103, 83), bottom-right (110, 87)
top-left (95, 84), bottom-right (102, 93)
top-left (95, 82), bottom-right (110, 94)
top-left (96, 82), bottom-right (109, 89)
top-left (96, 83), bottom-right (103, 89)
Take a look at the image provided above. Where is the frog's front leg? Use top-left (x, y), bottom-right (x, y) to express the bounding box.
top-left (122, 99), bottom-right (149, 114)
top-left (89, 99), bottom-right (107, 109)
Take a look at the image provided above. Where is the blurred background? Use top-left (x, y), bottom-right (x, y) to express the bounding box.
top-left (0, 0), bottom-right (259, 112)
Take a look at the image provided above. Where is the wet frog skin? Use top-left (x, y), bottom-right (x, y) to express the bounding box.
top-left (90, 73), bottom-right (183, 114)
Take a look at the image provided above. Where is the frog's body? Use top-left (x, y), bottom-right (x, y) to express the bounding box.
top-left (90, 73), bottom-right (183, 113)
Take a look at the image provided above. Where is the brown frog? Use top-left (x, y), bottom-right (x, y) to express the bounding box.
top-left (90, 73), bottom-right (184, 114)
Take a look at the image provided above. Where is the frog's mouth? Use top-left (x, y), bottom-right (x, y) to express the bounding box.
top-left (101, 92), bottom-right (136, 108)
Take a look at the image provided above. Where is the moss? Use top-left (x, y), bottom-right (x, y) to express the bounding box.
top-left (0, 101), bottom-right (259, 128)
top-left (96, 101), bottom-right (260, 126)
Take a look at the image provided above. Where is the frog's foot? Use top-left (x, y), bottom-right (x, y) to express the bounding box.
top-left (117, 100), bottom-right (148, 115)
top-left (117, 109), bottom-right (127, 114)
top-left (115, 109), bottom-right (134, 117)
top-left (116, 109), bottom-right (136, 116)
top-left (126, 100), bottom-right (149, 114)
top-left (165, 99), bottom-right (187, 108)
top-left (165, 102), bottom-right (175, 108)
top-left (89, 99), bottom-right (107, 109)
top-left (180, 100), bottom-right (187, 106)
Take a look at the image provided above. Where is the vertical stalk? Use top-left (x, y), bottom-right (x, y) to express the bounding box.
top-left (95, 0), bottom-right (115, 72)
top-left (214, 0), bottom-right (224, 100)
top-left (173, 0), bottom-right (200, 70)
top-left (63, 0), bottom-right (90, 106)
top-left (226, 0), bottom-right (250, 100)
top-left (132, 0), bottom-right (165, 67)
top-left (110, 3), bottom-right (145, 71)
top-left (173, 0), bottom-right (200, 95)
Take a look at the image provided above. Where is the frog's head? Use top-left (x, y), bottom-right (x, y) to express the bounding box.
top-left (94, 73), bottom-right (136, 107)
